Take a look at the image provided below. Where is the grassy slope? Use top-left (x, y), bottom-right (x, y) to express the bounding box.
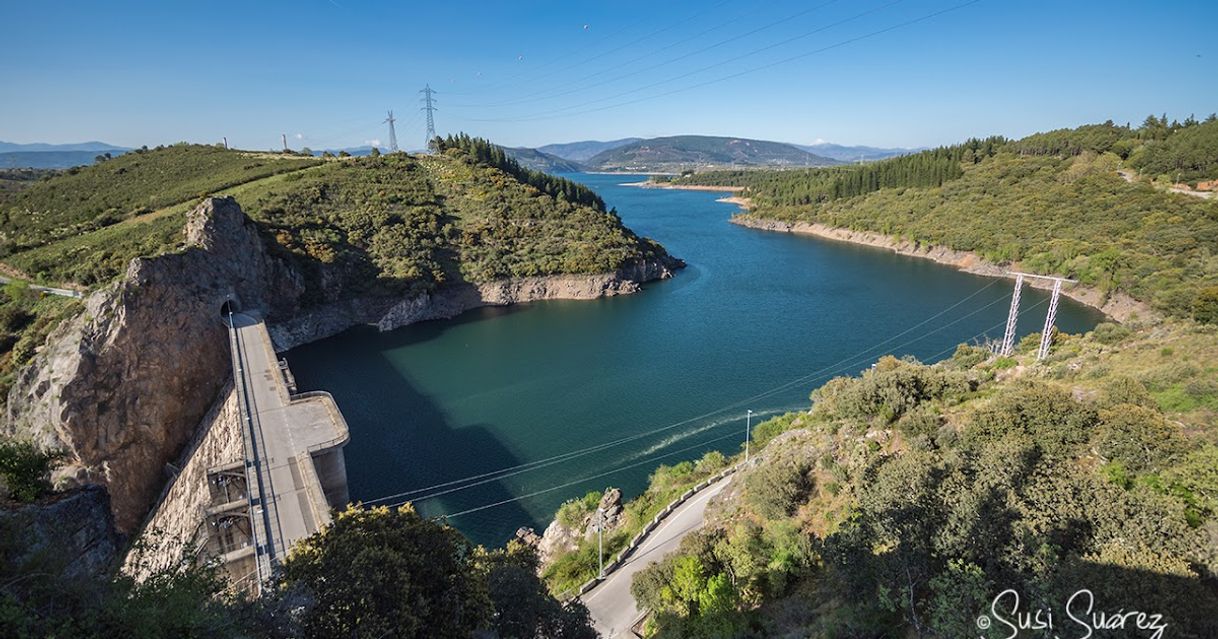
top-left (0, 144), bottom-right (319, 253)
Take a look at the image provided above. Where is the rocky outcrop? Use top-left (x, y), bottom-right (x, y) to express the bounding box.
top-left (3, 195), bottom-right (678, 538)
top-left (268, 257), bottom-right (679, 350)
top-left (731, 217), bottom-right (1154, 323)
top-left (3, 197), bottom-right (303, 533)
top-left (534, 488), bottom-right (625, 566)
top-left (0, 485), bottom-right (120, 580)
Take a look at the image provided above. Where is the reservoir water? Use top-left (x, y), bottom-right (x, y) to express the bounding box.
top-left (285, 173), bottom-right (1105, 546)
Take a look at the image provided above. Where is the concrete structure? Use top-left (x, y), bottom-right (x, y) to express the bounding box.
top-left (226, 310), bottom-right (350, 592)
top-left (581, 475), bottom-right (733, 638)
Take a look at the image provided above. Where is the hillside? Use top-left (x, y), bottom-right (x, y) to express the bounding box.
top-left (503, 146), bottom-right (586, 173)
top-left (534, 115), bottom-right (1218, 637)
top-left (673, 117), bottom-right (1218, 322)
top-left (0, 138), bottom-right (676, 405)
top-left (585, 135), bottom-right (840, 172)
top-left (795, 141), bottom-right (916, 162)
top-left (538, 138), bottom-right (642, 162)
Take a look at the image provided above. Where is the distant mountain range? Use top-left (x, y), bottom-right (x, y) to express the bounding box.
top-left (502, 147), bottom-right (585, 173)
top-left (586, 135), bottom-right (840, 171)
top-left (0, 140), bottom-right (130, 169)
top-left (0, 136), bottom-right (917, 172)
top-left (536, 138), bottom-right (642, 163)
top-left (795, 142), bottom-right (918, 162)
top-left (0, 140), bottom-right (128, 153)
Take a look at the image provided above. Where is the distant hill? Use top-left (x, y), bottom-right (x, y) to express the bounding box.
top-left (0, 150), bottom-right (126, 169)
top-left (0, 140), bottom-right (128, 153)
top-left (502, 147), bottom-right (585, 173)
top-left (796, 142), bottom-right (917, 162)
top-left (537, 138), bottom-right (642, 162)
top-left (0, 141), bottom-right (130, 169)
top-left (585, 135), bottom-right (840, 172)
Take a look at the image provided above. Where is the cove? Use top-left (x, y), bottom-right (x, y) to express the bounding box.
top-left (284, 173), bottom-right (1105, 547)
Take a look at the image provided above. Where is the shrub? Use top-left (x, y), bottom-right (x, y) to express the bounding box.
top-left (555, 490), bottom-right (602, 529)
top-left (967, 382), bottom-right (1097, 457)
top-left (0, 439), bottom-right (63, 502)
top-left (1094, 404), bottom-right (1186, 472)
top-left (1092, 322), bottom-right (1133, 345)
top-left (745, 460), bottom-right (813, 519)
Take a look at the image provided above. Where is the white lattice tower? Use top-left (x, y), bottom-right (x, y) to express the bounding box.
top-left (1000, 273), bottom-right (1024, 356)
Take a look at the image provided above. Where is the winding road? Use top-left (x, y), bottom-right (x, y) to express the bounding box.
top-left (581, 474), bottom-right (733, 638)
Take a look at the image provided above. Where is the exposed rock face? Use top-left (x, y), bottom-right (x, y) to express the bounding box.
top-left (536, 487), bottom-right (625, 566)
top-left (268, 256), bottom-right (680, 350)
top-left (4, 197), bottom-right (303, 533)
top-left (731, 217), bottom-right (1151, 323)
top-left (3, 195), bottom-right (678, 539)
top-left (0, 485), bottom-right (120, 580)
top-left (582, 488), bottom-right (624, 541)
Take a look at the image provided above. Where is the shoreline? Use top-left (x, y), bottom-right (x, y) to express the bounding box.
top-left (728, 216), bottom-right (1154, 324)
top-left (622, 179), bottom-right (756, 209)
top-left (268, 257), bottom-right (682, 351)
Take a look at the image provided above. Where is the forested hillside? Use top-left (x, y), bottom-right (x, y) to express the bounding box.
top-left (528, 116), bottom-right (1218, 638)
top-left (623, 321), bottom-right (1218, 637)
top-left (585, 135), bottom-right (840, 172)
top-left (674, 116), bottom-right (1218, 322)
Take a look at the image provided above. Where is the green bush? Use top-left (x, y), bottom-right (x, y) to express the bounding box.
top-left (744, 460), bottom-right (813, 520)
top-left (555, 490), bottom-right (602, 529)
top-left (0, 439), bottom-right (62, 502)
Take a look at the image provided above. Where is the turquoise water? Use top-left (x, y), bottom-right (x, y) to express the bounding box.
top-left (285, 174), bottom-right (1104, 546)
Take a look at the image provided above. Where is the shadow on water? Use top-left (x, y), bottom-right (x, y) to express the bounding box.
top-left (287, 315), bottom-right (536, 543)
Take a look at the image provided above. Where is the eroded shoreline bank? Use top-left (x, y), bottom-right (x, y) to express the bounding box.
top-left (729, 215), bottom-right (1152, 324)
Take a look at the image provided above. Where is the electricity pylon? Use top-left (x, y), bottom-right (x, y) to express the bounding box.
top-left (420, 84), bottom-right (438, 150)
top-left (383, 110), bottom-right (398, 153)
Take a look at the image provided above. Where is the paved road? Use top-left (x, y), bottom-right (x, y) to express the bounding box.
top-left (229, 312), bottom-right (344, 574)
top-left (582, 475), bottom-right (733, 638)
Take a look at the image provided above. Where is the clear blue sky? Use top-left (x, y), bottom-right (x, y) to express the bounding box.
top-left (2, 0), bottom-right (1214, 151)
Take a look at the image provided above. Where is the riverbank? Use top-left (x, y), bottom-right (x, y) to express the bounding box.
top-left (269, 257), bottom-right (683, 350)
top-left (729, 215), bottom-right (1154, 324)
top-left (621, 180), bottom-right (755, 211)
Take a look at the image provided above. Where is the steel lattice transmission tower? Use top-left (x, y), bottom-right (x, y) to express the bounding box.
top-left (998, 273), bottom-right (1024, 356)
top-left (997, 271), bottom-right (1076, 361)
top-left (420, 84), bottom-right (438, 150)
top-left (383, 110), bottom-right (398, 153)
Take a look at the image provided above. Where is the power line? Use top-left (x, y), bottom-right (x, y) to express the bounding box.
top-left (468, 0), bottom-right (984, 123)
top-left (449, 0), bottom-right (846, 109)
top-left (407, 428), bottom-right (746, 516)
top-left (362, 276), bottom-right (1006, 507)
top-left (445, 0), bottom-right (734, 97)
top-left (424, 296), bottom-right (1054, 520)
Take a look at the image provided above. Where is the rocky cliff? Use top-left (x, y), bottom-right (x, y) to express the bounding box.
top-left (3, 196), bottom-right (678, 537)
top-left (3, 197), bottom-right (303, 533)
top-left (270, 256), bottom-right (679, 350)
top-left (731, 216), bottom-right (1153, 323)
top-left (0, 485), bottom-right (120, 581)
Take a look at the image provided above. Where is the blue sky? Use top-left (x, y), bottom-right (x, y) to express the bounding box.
top-left (2, 0), bottom-right (1214, 151)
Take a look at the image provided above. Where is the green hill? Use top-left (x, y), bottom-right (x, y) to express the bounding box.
top-left (502, 146), bottom-right (586, 174)
top-left (674, 117), bottom-right (1218, 322)
top-left (0, 137), bottom-right (674, 400)
top-left (585, 135), bottom-right (840, 172)
top-left (538, 116), bottom-right (1218, 638)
